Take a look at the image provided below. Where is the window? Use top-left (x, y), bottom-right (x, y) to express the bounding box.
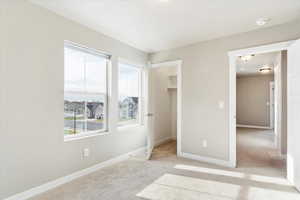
top-left (64, 43), bottom-right (110, 137)
top-left (118, 63), bottom-right (141, 126)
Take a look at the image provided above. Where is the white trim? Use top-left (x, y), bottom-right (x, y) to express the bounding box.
top-left (287, 154), bottom-right (294, 185)
top-left (4, 147), bottom-right (146, 200)
top-left (229, 55), bottom-right (237, 168)
top-left (177, 61), bottom-right (183, 156)
top-left (64, 130), bottom-right (109, 142)
top-left (273, 52), bottom-right (283, 153)
top-left (148, 60), bottom-right (183, 158)
top-left (64, 40), bottom-right (111, 59)
top-left (228, 40), bottom-right (295, 57)
top-left (144, 62), bottom-right (153, 160)
top-left (236, 124), bottom-right (272, 129)
top-left (228, 40), bottom-right (293, 169)
top-left (118, 57), bottom-right (145, 69)
top-left (269, 81), bottom-right (275, 129)
top-left (151, 60), bottom-right (182, 68)
top-left (179, 152), bottom-right (235, 168)
top-left (117, 124), bottom-right (144, 130)
top-left (287, 39), bottom-right (300, 190)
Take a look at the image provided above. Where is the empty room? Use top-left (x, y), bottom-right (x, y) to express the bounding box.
top-left (2, 0), bottom-right (300, 200)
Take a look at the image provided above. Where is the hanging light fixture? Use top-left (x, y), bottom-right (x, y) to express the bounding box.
top-left (259, 65), bottom-right (272, 73)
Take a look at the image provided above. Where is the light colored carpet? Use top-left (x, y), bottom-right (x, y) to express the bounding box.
top-left (237, 128), bottom-right (286, 176)
top-left (30, 128), bottom-right (299, 200)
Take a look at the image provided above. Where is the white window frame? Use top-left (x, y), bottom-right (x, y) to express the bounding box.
top-left (117, 61), bottom-right (143, 128)
top-left (64, 41), bottom-right (111, 141)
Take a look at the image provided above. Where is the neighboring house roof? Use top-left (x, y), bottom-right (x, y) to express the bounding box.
top-left (121, 97), bottom-right (138, 105)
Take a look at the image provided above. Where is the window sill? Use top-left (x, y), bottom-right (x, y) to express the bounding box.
top-left (117, 123), bottom-right (144, 131)
top-left (64, 130), bottom-right (109, 142)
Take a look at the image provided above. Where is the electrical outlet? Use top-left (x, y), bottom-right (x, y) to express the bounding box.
top-left (202, 140), bottom-right (207, 148)
top-left (83, 148), bottom-right (90, 158)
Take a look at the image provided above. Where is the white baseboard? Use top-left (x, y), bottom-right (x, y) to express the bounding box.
top-left (179, 152), bottom-right (235, 168)
top-left (236, 124), bottom-right (272, 129)
top-left (154, 137), bottom-right (173, 147)
top-left (4, 147), bottom-right (146, 200)
top-left (287, 154), bottom-right (294, 185)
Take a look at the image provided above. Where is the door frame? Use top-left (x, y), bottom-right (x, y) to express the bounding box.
top-left (269, 81), bottom-right (275, 129)
top-left (150, 60), bottom-right (183, 156)
top-left (228, 40), bottom-right (294, 168)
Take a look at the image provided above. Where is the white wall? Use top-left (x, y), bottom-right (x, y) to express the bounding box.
top-left (287, 38), bottom-right (300, 191)
top-left (236, 75), bottom-right (274, 127)
top-left (0, 0), bottom-right (148, 199)
top-left (150, 19), bottom-right (300, 162)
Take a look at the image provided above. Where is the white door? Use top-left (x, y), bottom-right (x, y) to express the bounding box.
top-left (287, 39), bottom-right (300, 191)
top-left (145, 67), bottom-right (155, 159)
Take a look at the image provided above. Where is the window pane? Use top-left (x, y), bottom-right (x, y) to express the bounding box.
top-left (86, 94), bottom-right (106, 131)
top-left (119, 63), bottom-right (140, 126)
top-left (85, 54), bottom-right (107, 93)
top-left (64, 93), bottom-right (86, 135)
top-left (64, 47), bottom-right (85, 92)
top-left (64, 44), bottom-right (108, 136)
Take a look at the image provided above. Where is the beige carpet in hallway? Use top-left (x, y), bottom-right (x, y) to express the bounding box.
top-left (30, 129), bottom-right (298, 200)
top-left (236, 128), bottom-right (286, 177)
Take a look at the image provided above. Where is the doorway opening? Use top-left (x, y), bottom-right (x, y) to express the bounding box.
top-left (228, 40), bottom-right (300, 190)
top-left (147, 60), bottom-right (182, 160)
top-left (235, 51), bottom-right (286, 177)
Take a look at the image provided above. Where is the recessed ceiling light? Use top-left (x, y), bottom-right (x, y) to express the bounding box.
top-left (259, 65), bottom-right (272, 73)
top-left (239, 54), bottom-right (255, 62)
top-left (256, 18), bottom-right (270, 26)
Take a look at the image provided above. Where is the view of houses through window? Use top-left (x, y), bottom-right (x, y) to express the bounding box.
top-left (118, 63), bottom-right (141, 126)
top-left (64, 43), bottom-right (109, 136)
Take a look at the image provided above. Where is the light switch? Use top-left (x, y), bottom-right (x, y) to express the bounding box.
top-left (218, 101), bottom-right (224, 109)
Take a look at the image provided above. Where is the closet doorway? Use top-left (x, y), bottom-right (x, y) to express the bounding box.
top-left (146, 60), bottom-right (182, 159)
